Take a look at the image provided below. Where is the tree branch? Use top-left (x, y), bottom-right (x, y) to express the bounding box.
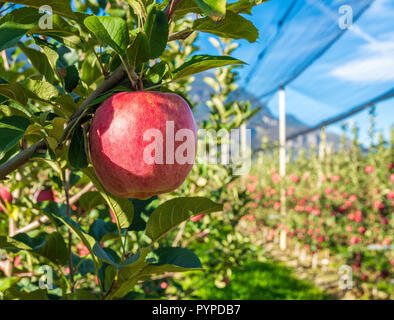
top-left (0, 140), bottom-right (47, 180)
top-left (0, 64), bottom-right (130, 180)
top-left (14, 182), bottom-right (94, 235)
top-left (163, 0), bottom-right (184, 20)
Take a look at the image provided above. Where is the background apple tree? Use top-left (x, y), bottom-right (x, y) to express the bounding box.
top-left (0, 0), bottom-right (264, 299)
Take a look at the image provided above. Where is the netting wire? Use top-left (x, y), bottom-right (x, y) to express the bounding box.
top-left (242, 0), bottom-right (393, 142)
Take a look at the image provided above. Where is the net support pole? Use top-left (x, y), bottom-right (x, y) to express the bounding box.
top-left (279, 86), bottom-right (287, 250)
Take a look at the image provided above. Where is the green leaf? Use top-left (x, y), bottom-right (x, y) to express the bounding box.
top-left (62, 65), bottom-right (80, 92)
top-left (35, 232), bottom-right (68, 265)
top-left (146, 197), bottom-right (223, 242)
top-left (72, 255), bottom-right (96, 276)
top-left (0, 236), bottom-right (32, 251)
top-left (79, 191), bottom-right (106, 212)
top-left (0, 83), bottom-right (28, 107)
top-left (18, 43), bottom-right (56, 84)
top-left (127, 32), bottom-right (150, 69)
top-left (84, 16), bottom-right (129, 54)
top-left (0, 7), bottom-right (42, 25)
top-left (81, 54), bottom-right (102, 87)
top-left (128, 196), bottom-right (158, 231)
top-left (144, 7), bottom-right (169, 59)
top-left (30, 15), bottom-right (82, 49)
top-left (0, 277), bottom-right (20, 292)
top-left (140, 247), bottom-right (202, 276)
top-left (54, 94), bottom-right (78, 115)
top-left (56, 45), bottom-right (79, 68)
top-left (192, 10), bottom-right (259, 42)
top-left (84, 167), bottom-right (134, 229)
top-left (9, 1), bottom-right (78, 20)
top-left (0, 21), bottom-right (34, 51)
top-left (1, 232), bottom-right (67, 266)
top-left (173, 55), bottom-right (245, 80)
top-left (88, 219), bottom-right (117, 242)
top-left (0, 116), bottom-right (29, 159)
top-left (51, 211), bottom-right (96, 256)
top-left (194, 0), bottom-right (227, 21)
top-left (108, 247), bottom-right (150, 299)
top-left (174, 0), bottom-right (202, 17)
top-left (68, 124), bottom-right (88, 169)
top-left (227, 0), bottom-right (268, 15)
top-left (21, 79), bottom-right (60, 102)
top-left (145, 61), bottom-right (169, 84)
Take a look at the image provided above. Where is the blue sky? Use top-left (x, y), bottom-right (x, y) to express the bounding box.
top-left (195, 0), bottom-right (394, 144)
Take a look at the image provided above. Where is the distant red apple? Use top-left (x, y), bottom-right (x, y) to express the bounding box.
top-left (190, 214), bottom-right (205, 222)
top-left (365, 165), bottom-right (374, 174)
top-left (89, 91), bottom-right (197, 199)
top-left (0, 186), bottom-right (12, 211)
top-left (37, 189), bottom-right (54, 202)
top-left (160, 282), bottom-right (168, 290)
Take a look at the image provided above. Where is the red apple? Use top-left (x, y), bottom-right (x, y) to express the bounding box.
top-left (89, 91), bottom-right (197, 199)
top-left (0, 185), bottom-right (12, 212)
top-left (365, 165), bottom-right (374, 174)
top-left (37, 189), bottom-right (55, 202)
top-left (190, 214), bottom-right (205, 222)
top-left (160, 282), bottom-right (168, 290)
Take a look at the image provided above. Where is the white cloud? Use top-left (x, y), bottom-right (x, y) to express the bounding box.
top-left (331, 33), bottom-right (394, 83)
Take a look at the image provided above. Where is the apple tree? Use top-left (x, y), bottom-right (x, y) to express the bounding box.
top-left (0, 0), bottom-right (262, 299)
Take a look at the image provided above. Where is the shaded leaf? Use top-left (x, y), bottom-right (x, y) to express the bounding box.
top-left (89, 219), bottom-right (117, 242)
top-left (79, 191), bottom-right (106, 212)
top-left (69, 124), bottom-right (88, 168)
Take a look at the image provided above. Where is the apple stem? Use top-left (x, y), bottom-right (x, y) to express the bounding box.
top-left (119, 55), bottom-right (138, 90)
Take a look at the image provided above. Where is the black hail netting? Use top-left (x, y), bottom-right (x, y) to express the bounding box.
top-left (235, 0), bottom-right (394, 144)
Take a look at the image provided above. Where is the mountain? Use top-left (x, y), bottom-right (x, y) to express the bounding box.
top-left (189, 74), bottom-right (342, 151)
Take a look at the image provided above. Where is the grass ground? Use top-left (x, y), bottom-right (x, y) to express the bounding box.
top-left (193, 261), bottom-right (331, 300)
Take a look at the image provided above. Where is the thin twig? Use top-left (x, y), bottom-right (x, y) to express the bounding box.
top-left (1, 50), bottom-right (9, 70)
top-left (0, 140), bottom-right (47, 180)
top-left (172, 221), bottom-right (186, 247)
top-left (14, 182), bottom-right (94, 235)
top-left (93, 50), bottom-right (109, 78)
top-left (0, 3), bottom-right (15, 15)
top-left (163, 0), bottom-right (184, 20)
top-left (64, 169), bottom-right (75, 293)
